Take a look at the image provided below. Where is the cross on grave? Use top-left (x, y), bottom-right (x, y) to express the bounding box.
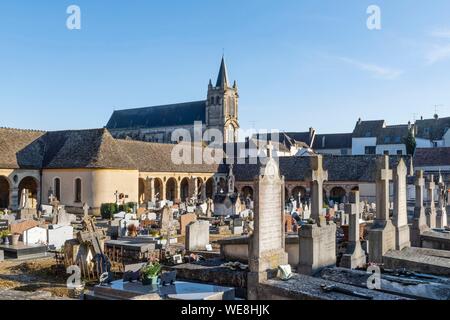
top-left (426, 175), bottom-right (437, 229)
top-left (415, 171), bottom-right (425, 212)
top-left (77, 218), bottom-right (104, 255)
top-left (49, 194), bottom-right (56, 204)
top-left (376, 155), bottom-right (393, 221)
top-left (83, 203), bottom-right (90, 219)
top-left (428, 175), bottom-right (436, 209)
top-left (310, 155), bottom-right (328, 224)
top-left (266, 141), bottom-right (274, 159)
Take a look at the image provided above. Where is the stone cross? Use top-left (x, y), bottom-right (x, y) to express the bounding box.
top-left (49, 194), bottom-right (56, 204)
top-left (426, 175), bottom-right (437, 229)
top-left (340, 190), bottom-right (366, 269)
top-left (437, 174), bottom-right (448, 228)
top-left (414, 170), bottom-right (425, 219)
top-left (227, 165), bottom-right (235, 194)
top-left (310, 155), bottom-right (328, 224)
top-left (375, 155), bottom-right (393, 221)
top-left (83, 203), bottom-right (90, 219)
top-left (77, 218), bottom-right (104, 255)
top-left (392, 159), bottom-right (411, 250)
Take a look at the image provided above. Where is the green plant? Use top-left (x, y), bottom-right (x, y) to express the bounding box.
top-left (141, 262), bottom-right (162, 279)
top-left (0, 230), bottom-right (11, 238)
top-left (100, 203), bottom-right (118, 219)
top-left (403, 131), bottom-right (417, 156)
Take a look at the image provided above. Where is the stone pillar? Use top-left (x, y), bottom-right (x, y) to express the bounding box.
top-left (149, 178), bottom-right (155, 203)
top-left (201, 183), bottom-right (207, 202)
top-left (175, 180), bottom-right (181, 201)
top-left (298, 155), bottom-right (336, 276)
top-left (392, 159), bottom-right (411, 250)
top-left (340, 191), bottom-right (367, 269)
top-left (368, 155), bottom-right (396, 263)
top-left (161, 182), bottom-right (167, 201)
top-left (437, 175), bottom-right (448, 228)
top-left (410, 170), bottom-right (429, 247)
top-left (426, 175), bottom-right (437, 229)
top-left (212, 178), bottom-right (218, 197)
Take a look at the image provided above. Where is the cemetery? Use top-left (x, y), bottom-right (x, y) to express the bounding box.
top-left (0, 146), bottom-right (449, 301)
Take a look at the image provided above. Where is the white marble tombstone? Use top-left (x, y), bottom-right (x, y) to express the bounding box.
top-left (23, 226), bottom-right (47, 245)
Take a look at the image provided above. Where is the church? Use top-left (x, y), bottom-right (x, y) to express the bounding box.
top-left (106, 57), bottom-right (240, 144)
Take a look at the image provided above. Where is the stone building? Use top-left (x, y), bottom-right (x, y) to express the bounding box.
top-left (106, 57), bottom-right (240, 144)
top-left (0, 127), bottom-right (222, 214)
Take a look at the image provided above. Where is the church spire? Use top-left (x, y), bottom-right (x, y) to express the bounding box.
top-left (216, 56), bottom-right (229, 88)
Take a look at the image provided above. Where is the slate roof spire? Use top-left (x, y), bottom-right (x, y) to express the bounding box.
top-left (216, 55), bottom-right (229, 88)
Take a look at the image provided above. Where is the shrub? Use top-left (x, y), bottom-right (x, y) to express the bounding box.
top-left (101, 203), bottom-right (118, 219)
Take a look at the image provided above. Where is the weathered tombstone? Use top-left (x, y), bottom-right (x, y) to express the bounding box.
top-left (298, 155), bottom-right (337, 275)
top-left (160, 206), bottom-right (175, 238)
top-left (368, 155), bottom-right (396, 263)
top-left (77, 218), bottom-right (105, 255)
top-left (47, 225), bottom-right (74, 250)
top-left (248, 147), bottom-right (288, 300)
top-left (410, 170), bottom-right (429, 247)
top-left (340, 191), bottom-right (367, 269)
top-left (436, 174), bottom-right (448, 229)
top-left (185, 220), bottom-right (210, 251)
top-left (392, 159), bottom-right (411, 250)
top-left (56, 208), bottom-right (72, 227)
top-left (179, 213), bottom-right (197, 236)
top-left (426, 175), bottom-right (437, 229)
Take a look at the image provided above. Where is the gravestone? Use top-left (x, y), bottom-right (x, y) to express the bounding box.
top-left (77, 218), bottom-right (105, 255)
top-left (411, 170), bottom-right (430, 247)
top-left (119, 219), bottom-right (140, 237)
top-left (56, 208), bottom-right (73, 227)
top-left (160, 206), bottom-right (176, 238)
top-left (248, 147), bottom-right (288, 300)
top-left (284, 214), bottom-right (293, 233)
top-left (426, 175), bottom-right (437, 229)
top-left (368, 155), bottom-right (396, 263)
top-left (340, 191), bottom-right (367, 269)
top-left (436, 174), bottom-right (448, 229)
top-left (23, 226), bottom-right (47, 245)
top-left (179, 213), bottom-right (197, 236)
top-left (392, 159), bottom-right (411, 250)
top-left (185, 220), bottom-right (210, 251)
top-left (83, 203), bottom-right (90, 219)
top-left (47, 225), bottom-right (74, 250)
top-left (298, 155), bottom-right (336, 276)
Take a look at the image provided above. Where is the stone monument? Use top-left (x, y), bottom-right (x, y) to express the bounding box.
top-left (248, 146), bottom-right (288, 300)
top-left (410, 170), bottom-right (429, 247)
top-left (426, 175), bottom-right (437, 229)
top-left (392, 159), bottom-right (411, 250)
top-left (368, 155), bottom-right (396, 263)
top-left (340, 190), bottom-right (367, 269)
top-left (298, 155), bottom-right (337, 275)
top-left (436, 173), bottom-right (448, 229)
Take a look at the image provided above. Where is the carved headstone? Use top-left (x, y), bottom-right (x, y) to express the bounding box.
top-left (392, 159), bottom-right (411, 250)
top-left (436, 174), bottom-right (448, 229)
top-left (411, 170), bottom-right (429, 247)
top-left (340, 191), bottom-right (367, 269)
top-left (248, 151), bottom-right (288, 300)
top-left (368, 155), bottom-right (396, 263)
top-left (426, 175), bottom-right (437, 229)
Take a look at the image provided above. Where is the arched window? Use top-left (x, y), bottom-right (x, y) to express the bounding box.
top-left (74, 178), bottom-right (82, 203)
top-left (216, 96), bottom-right (220, 105)
top-left (210, 97), bottom-right (214, 105)
top-left (54, 178), bottom-right (61, 201)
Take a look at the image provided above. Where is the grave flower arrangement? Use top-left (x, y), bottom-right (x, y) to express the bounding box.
top-left (140, 260), bottom-right (162, 286)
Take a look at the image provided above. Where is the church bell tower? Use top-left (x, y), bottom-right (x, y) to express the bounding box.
top-left (206, 57), bottom-right (239, 144)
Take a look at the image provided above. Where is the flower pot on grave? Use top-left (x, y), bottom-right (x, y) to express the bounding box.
top-left (11, 234), bottom-right (20, 246)
top-left (142, 276), bottom-right (159, 286)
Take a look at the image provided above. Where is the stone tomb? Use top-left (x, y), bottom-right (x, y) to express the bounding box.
top-left (47, 225), bottom-right (74, 250)
top-left (23, 226), bottom-right (47, 246)
top-left (10, 220), bottom-right (39, 235)
top-left (90, 280), bottom-right (235, 300)
top-left (0, 242), bottom-right (47, 260)
top-left (340, 191), bottom-right (367, 269)
top-left (247, 150), bottom-right (288, 300)
top-left (298, 155), bottom-right (337, 276)
top-left (185, 220), bottom-right (210, 251)
top-left (368, 156), bottom-right (396, 263)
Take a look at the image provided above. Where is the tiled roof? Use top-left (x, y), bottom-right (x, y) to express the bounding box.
top-left (106, 101), bottom-right (206, 130)
top-left (376, 125), bottom-right (410, 145)
top-left (313, 133), bottom-right (353, 150)
top-left (415, 116), bottom-right (450, 141)
top-left (232, 155), bottom-right (411, 182)
top-left (352, 120), bottom-right (385, 138)
top-left (414, 147), bottom-right (450, 167)
top-left (0, 128), bottom-right (46, 169)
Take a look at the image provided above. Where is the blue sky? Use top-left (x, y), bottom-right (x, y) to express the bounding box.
top-left (1, 1), bottom-right (450, 136)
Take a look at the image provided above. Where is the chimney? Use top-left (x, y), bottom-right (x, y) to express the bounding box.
top-left (434, 114), bottom-right (439, 120)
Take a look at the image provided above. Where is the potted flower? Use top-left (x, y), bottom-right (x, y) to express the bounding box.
top-left (140, 261), bottom-right (162, 286)
top-left (1, 231), bottom-right (11, 245)
top-left (11, 233), bottom-right (20, 246)
top-left (127, 224), bottom-right (138, 237)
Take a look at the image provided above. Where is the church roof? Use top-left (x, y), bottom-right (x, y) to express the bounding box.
top-left (106, 100), bottom-right (206, 130)
top-left (116, 139), bottom-right (221, 173)
top-left (232, 155), bottom-right (411, 182)
top-left (313, 133), bottom-right (353, 150)
top-left (0, 128), bottom-right (46, 169)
